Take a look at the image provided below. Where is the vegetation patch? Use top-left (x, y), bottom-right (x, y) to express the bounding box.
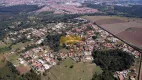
top-left (0, 61), bottom-right (20, 80)
top-left (92, 70), bottom-right (117, 80)
top-left (43, 34), bottom-right (62, 52)
top-left (92, 49), bottom-right (135, 80)
top-left (0, 47), bottom-right (10, 53)
top-left (92, 49), bottom-right (134, 71)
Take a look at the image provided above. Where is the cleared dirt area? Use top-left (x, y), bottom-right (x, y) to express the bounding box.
top-left (82, 16), bottom-right (114, 23)
top-left (116, 27), bottom-right (142, 48)
top-left (42, 58), bottom-right (102, 80)
top-left (94, 18), bottom-right (126, 25)
top-left (82, 16), bottom-right (142, 23)
top-left (101, 22), bottom-right (142, 35)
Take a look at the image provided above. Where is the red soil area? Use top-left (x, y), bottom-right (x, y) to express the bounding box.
top-left (16, 65), bottom-right (30, 74)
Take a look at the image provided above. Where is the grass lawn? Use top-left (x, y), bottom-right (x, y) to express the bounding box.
top-left (11, 42), bottom-right (30, 50)
top-left (0, 41), bottom-right (10, 53)
top-left (8, 54), bottom-right (19, 65)
top-left (42, 58), bottom-right (102, 80)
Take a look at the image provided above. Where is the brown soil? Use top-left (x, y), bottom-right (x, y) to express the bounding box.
top-left (95, 18), bottom-right (126, 25)
top-left (116, 27), bottom-right (142, 48)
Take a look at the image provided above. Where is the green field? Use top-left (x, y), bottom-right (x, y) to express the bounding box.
top-left (11, 42), bottom-right (30, 50)
top-left (42, 58), bottom-right (102, 80)
top-left (0, 41), bottom-right (10, 53)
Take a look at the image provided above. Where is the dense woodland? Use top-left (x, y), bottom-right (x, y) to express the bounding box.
top-left (0, 5), bottom-right (42, 14)
top-left (42, 34), bottom-right (63, 52)
top-left (92, 71), bottom-right (117, 80)
top-left (92, 49), bottom-right (134, 80)
top-left (92, 49), bottom-right (134, 71)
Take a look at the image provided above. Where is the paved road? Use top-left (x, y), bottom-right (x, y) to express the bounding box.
top-left (139, 61), bottom-right (142, 80)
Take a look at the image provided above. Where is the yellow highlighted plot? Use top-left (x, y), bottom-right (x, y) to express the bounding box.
top-left (60, 35), bottom-right (82, 45)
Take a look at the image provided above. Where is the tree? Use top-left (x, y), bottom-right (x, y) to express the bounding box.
top-left (70, 65), bottom-right (74, 68)
top-left (92, 36), bottom-right (98, 40)
top-left (92, 49), bottom-right (134, 72)
top-left (92, 71), bottom-right (117, 80)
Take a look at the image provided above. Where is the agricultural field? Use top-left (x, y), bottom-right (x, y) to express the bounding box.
top-left (82, 16), bottom-right (142, 23)
top-left (82, 16), bottom-right (142, 49)
top-left (42, 58), bottom-right (102, 80)
top-left (116, 27), bottom-right (142, 48)
top-left (94, 18), bottom-right (126, 25)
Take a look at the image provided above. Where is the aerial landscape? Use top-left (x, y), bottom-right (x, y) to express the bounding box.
top-left (0, 0), bottom-right (142, 80)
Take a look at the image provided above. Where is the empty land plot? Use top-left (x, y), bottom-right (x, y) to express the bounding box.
top-left (11, 42), bottom-right (30, 50)
top-left (100, 22), bottom-right (142, 35)
top-left (16, 64), bottom-right (30, 74)
top-left (42, 58), bottom-right (102, 80)
top-left (82, 16), bottom-right (129, 23)
top-left (82, 16), bottom-right (114, 23)
top-left (116, 27), bottom-right (142, 48)
top-left (82, 16), bottom-right (142, 23)
top-left (8, 54), bottom-right (19, 65)
top-left (95, 18), bottom-right (126, 25)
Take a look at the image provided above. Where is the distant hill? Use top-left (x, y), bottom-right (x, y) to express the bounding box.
top-left (0, 5), bottom-right (42, 14)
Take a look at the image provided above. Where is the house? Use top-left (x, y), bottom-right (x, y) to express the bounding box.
top-left (43, 64), bottom-right (51, 70)
top-left (85, 55), bottom-right (93, 61)
top-left (118, 74), bottom-right (124, 80)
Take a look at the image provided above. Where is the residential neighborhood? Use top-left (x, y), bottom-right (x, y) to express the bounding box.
top-left (2, 17), bottom-right (140, 80)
